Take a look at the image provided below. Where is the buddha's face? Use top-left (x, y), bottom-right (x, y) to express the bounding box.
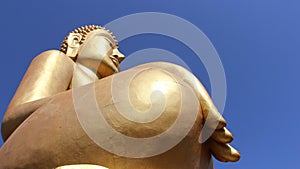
top-left (74, 30), bottom-right (125, 78)
top-left (94, 38), bottom-right (125, 77)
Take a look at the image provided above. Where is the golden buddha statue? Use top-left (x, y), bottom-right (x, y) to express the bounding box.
top-left (0, 25), bottom-right (240, 169)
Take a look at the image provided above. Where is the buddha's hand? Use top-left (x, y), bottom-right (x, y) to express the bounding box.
top-left (195, 81), bottom-right (241, 162)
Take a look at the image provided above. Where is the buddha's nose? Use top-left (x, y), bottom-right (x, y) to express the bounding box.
top-left (112, 48), bottom-right (125, 63)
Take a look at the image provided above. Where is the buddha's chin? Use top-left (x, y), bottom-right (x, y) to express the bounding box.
top-left (97, 58), bottom-right (120, 78)
top-left (98, 67), bottom-right (119, 78)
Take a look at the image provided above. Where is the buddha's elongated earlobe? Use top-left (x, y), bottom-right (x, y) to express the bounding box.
top-left (66, 33), bottom-right (82, 60)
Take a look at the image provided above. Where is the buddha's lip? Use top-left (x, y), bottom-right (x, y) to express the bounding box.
top-left (109, 56), bottom-right (120, 70)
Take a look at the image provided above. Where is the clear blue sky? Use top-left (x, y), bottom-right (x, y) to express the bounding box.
top-left (0, 1), bottom-right (299, 168)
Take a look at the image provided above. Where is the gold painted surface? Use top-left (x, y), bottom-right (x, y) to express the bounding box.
top-left (102, 68), bottom-right (181, 138)
top-left (2, 50), bottom-right (74, 141)
top-left (0, 25), bottom-right (240, 169)
top-left (0, 75), bottom-right (211, 168)
top-left (56, 164), bottom-right (109, 169)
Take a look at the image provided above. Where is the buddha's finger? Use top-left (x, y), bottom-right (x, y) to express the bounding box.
top-left (209, 139), bottom-right (240, 162)
top-left (211, 127), bottom-right (234, 144)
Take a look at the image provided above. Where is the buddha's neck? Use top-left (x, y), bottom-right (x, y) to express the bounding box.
top-left (69, 63), bottom-right (101, 89)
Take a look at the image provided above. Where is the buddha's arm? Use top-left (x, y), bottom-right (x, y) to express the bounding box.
top-left (1, 50), bottom-right (74, 141)
top-left (0, 62), bottom-right (238, 168)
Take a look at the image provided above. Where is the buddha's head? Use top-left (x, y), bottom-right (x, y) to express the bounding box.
top-left (60, 25), bottom-right (125, 78)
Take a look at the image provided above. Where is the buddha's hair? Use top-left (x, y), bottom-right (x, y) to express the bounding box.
top-left (60, 25), bottom-right (118, 54)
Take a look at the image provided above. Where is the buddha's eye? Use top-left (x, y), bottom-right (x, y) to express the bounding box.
top-left (104, 38), bottom-right (114, 48)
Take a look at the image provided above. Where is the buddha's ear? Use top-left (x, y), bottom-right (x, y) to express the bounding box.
top-left (66, 33), bottom-right (82, 59)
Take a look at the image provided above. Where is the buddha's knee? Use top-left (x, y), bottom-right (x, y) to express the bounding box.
top-left (101, 67), bottom-right (201, 138)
